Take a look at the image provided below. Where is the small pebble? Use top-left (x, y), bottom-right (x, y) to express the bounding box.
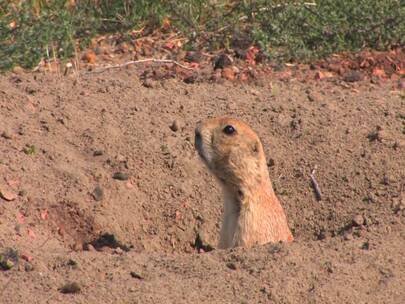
top-left (366, 193), bottom-right (378, 204)
top-left (92, 186), bottom-right (104, 201)
top-left (343, 70), bottom-right (363, 82)
top-left (18, 190), bottom-right (27, 197)
top-left (142, 79), bottom-right (155, 88)
top-left (343, 233), bottom-right (353, 241)
top-left (130, 271), bottom-right (143, 279)
top-left (84, 244), bottom-right (96, 252)
top-left (170, 120), bottom-right (180, 132)
top-left (24, 263), bottom-right (34, 272)
top-left (114, 247), bottom-right (123, 255)
top-left (113, 172), bottom-right (129, 181)
top-left (226, 262), bottom-right (237, 270)
top-left (307, 92), bottom-right (320, 102)
top-left (352, 214), bottom-right (364, 226)
top-left (93, 150), bottom-right (103, 156)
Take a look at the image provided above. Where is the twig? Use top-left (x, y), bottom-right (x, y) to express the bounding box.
top-left (87, 58), bottom-right (195, 74)
top-left (310, 165), bottom-right (322, 201)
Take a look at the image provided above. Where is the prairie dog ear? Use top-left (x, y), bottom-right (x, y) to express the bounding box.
top-left (252, 140), bottom-right (260, 154)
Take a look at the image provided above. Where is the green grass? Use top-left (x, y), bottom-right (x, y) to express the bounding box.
top-left (1, 0), bottom-right (404, 71)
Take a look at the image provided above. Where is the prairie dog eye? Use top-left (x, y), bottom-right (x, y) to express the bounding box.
top-left (223, 125), bottom-right (236, 135)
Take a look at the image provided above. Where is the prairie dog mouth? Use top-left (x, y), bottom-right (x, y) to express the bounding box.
top-left (194, 128), bottom-right (207, 163)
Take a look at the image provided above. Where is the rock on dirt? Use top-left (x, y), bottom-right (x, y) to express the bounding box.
top-left (142, 79), bottom-right (156, 88)
top-left (1, 130), bottom-right (13, 139)
top-left (59, 282), bottom-right (81, 294)
top-left (130, 271), bottom-right (144, 280)
top-left (170, 120), bottom-right (181, 132)
top-left (112, 172), bottom-right (129, 181)
top-left (0, 187), bottom-right (17, 201)
top-left (343, 70), bottom-right (363, 82)
top-left (92, 185), bottom-right (104, 201)
top-left (352, 214), bottom-right (365, 226)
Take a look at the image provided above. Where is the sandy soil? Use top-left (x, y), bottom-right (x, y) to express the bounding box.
top-left (0, 68), bottom-right (404, 303)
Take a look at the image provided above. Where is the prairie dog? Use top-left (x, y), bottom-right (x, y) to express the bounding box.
top-left (195, 117), bottom-right (293, 249)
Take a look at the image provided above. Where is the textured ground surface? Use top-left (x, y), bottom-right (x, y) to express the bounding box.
top-left (0, 68), bottom-right (404, 303)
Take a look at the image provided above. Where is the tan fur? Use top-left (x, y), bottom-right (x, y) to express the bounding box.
top-left (195, 117), bottom-right (293, 249)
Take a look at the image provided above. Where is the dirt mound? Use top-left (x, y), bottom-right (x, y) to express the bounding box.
top-left (0, 68), bottom-right (404, 303)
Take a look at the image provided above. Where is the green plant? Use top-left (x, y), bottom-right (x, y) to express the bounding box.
top-left (0, 0), bottom-right (404, 71)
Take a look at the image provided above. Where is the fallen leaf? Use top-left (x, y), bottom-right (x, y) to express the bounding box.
top-left (315, 71), bottom-right (334, 80)
top-left (222, 67), bottom-right (236, 81)
top-left (161, 17), bottom-right (171, 31)
top-left (372, 68), bottom-right (386, 78)
top-left (239, 72), bottom-right (249, 82)
top-left (82, 50), bottom-right (97, 64)
top-left (163, 41), bottom-right (175, 50)
top-left (246, 46), bottom-right (259, 66)
top-left (9, 20), bottom-right (17, 29)
top-left (187, 62), bottom-right (200, 69)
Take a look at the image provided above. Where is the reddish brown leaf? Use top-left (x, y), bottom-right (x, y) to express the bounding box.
top-left (315, 71), bottom-right (334, 80)
top-left (161, 17), bottom-right (171, 31)
top-left (163, 41), bottom-right (175, 50)
top-left (372, 68), bottom-right (386, 78)
top-left (246, 46), bottom-right (259, 66)
top-left (82, 50), bottom-right (97, 64)
top-left (222, 67), bottom-right (236, 81)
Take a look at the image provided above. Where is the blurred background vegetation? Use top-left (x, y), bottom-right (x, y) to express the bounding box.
top-left (1, 0), bottom-right (404, 70)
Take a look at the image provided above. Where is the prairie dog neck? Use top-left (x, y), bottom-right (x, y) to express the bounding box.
top-left (219, 184), bottom-right (278, 249)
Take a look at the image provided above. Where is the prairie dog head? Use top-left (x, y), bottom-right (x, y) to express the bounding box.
top-left (195, 117), bottom-right (270, 193)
